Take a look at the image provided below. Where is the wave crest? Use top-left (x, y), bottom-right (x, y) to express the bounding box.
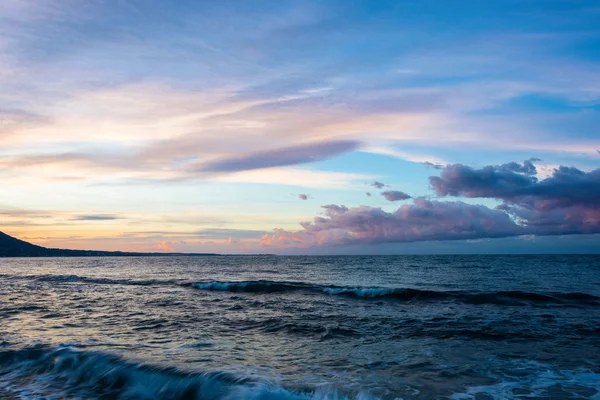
top-left (191, 281), bottom-right (312, 293)
top-left (3, 274), bottom-right (598, 307)
top-left (190, 280), bottom-right (600, 306)
top-left (0, 344), bottom-right (378, 400)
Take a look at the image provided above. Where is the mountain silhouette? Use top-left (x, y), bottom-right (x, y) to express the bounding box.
top-left (0, 231), bottom-right (219, 257)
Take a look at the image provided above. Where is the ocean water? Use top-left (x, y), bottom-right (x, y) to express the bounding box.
top-left (0, 255), bottom-right (599, 399)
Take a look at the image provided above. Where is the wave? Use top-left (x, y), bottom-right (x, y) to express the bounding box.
top-left (191, 280), bottom-right (600, 306)
top-left (191, 281), bottom-right (314, 293)
top-left (2, 274), bottom-right (599, 306)
top-left (191, 281), bottom-right (452, 301)
top-left (328, 287), bottom-right (600, 306)
top-left (0, 344), bottom-right (377, 400)
top-left (237, 317), bottom-right (360, 340)
top-left (449, 361), bottom-right (600, 400)
top-left (322, 287), bottom-right (449, 300)
top-left (35, 274), bottom-right (181, 287)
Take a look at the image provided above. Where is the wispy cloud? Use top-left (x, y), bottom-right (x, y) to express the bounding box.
top-left (71, 214), bottom-right (122, 221)
top-left (370, 181), bottom-right (387, 189)
top-left (2, 4), bottom-right (600, 186)
top-left (211, 168), bottom-right (373, 189)
top-left (196, 140), bottom-right (361, 173)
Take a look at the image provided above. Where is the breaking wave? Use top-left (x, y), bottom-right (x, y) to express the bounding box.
top-left (191, 280), bottom-right (314, 293)
top-left (2, 274), bottom-right (599, 306)
top-left (0, 344), bottom-right (378, 400)
top-left (190, 280), bottom-right (599, 306)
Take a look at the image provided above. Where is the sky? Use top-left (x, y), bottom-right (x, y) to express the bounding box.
top-left (1, 0), bottom-right (599, 254)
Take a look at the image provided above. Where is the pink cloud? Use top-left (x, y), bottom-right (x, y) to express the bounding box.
top-left (261, 199), bottom-right (520, 248)
top-left (261, 161), bottom-right (600, 249)
top-left (151, 241), bottom-right (178, 252)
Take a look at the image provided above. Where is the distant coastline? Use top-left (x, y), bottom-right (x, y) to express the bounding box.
top-left (0, 231), bottom-right (223, 257)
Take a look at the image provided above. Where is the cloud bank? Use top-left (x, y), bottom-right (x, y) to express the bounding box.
top-left (261, 200), bottom-right (520, 247)
top-left (261, 161), bottom-right (600, 248)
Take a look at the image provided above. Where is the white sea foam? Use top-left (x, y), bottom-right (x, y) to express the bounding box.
top-left (0, 345), bottom-right (383, 400)
top-left (450, 362), bottom-right (600, 400)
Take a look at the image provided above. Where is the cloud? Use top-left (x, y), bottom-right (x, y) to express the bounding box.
top-left (1, 208), bottom-right (127, 227)
top-left (430, 161), bottom-right (600, 212)
top-left (197, 140), bottom-right (361, 173)
top-left (150, 241), bottom-right (177, 252)
top-left (429, 161), bottom-right (539, 199)
top-left (498, 159), bottom-right (537, 175)
top-left (366, 192), bottom-right (371, 197)
top-left (370, 181), bottom-right (386, 189)
top-left (381, 190), bottom-right (411, 202)
top-left (261, 199), bottom-right (521, 248)
top-left (423, 161), bottom-right (443, 170)
top-left (71, 214), bottom-right (122, 221)
top-left (0, 208), bottom-right (54, 219)
top-left (213, 168), bottom-right (373, 189)
top-left (430, 162), bottom-right (600, 237)
top-left (261, 161), bottom-right (600, 248)
top-left (298, 194), bottom-right (309, 200)
top-left (193, 228), bottom-right (267, 239)
top-left (365, 146), bottom-right (448, 166)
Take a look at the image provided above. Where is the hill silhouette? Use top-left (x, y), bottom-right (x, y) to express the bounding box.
top-left (0, 231), bottom-right (219, 257)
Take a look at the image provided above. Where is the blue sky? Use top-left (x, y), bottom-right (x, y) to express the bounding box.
top-left (1, 0), bottom-right (599, 253)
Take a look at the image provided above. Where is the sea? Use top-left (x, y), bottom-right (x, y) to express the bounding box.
top-left (0, 255), bottom-right (599, 399)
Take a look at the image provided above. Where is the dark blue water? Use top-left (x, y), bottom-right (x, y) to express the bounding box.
top-left (0, 255), bottom-right (599, 399)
